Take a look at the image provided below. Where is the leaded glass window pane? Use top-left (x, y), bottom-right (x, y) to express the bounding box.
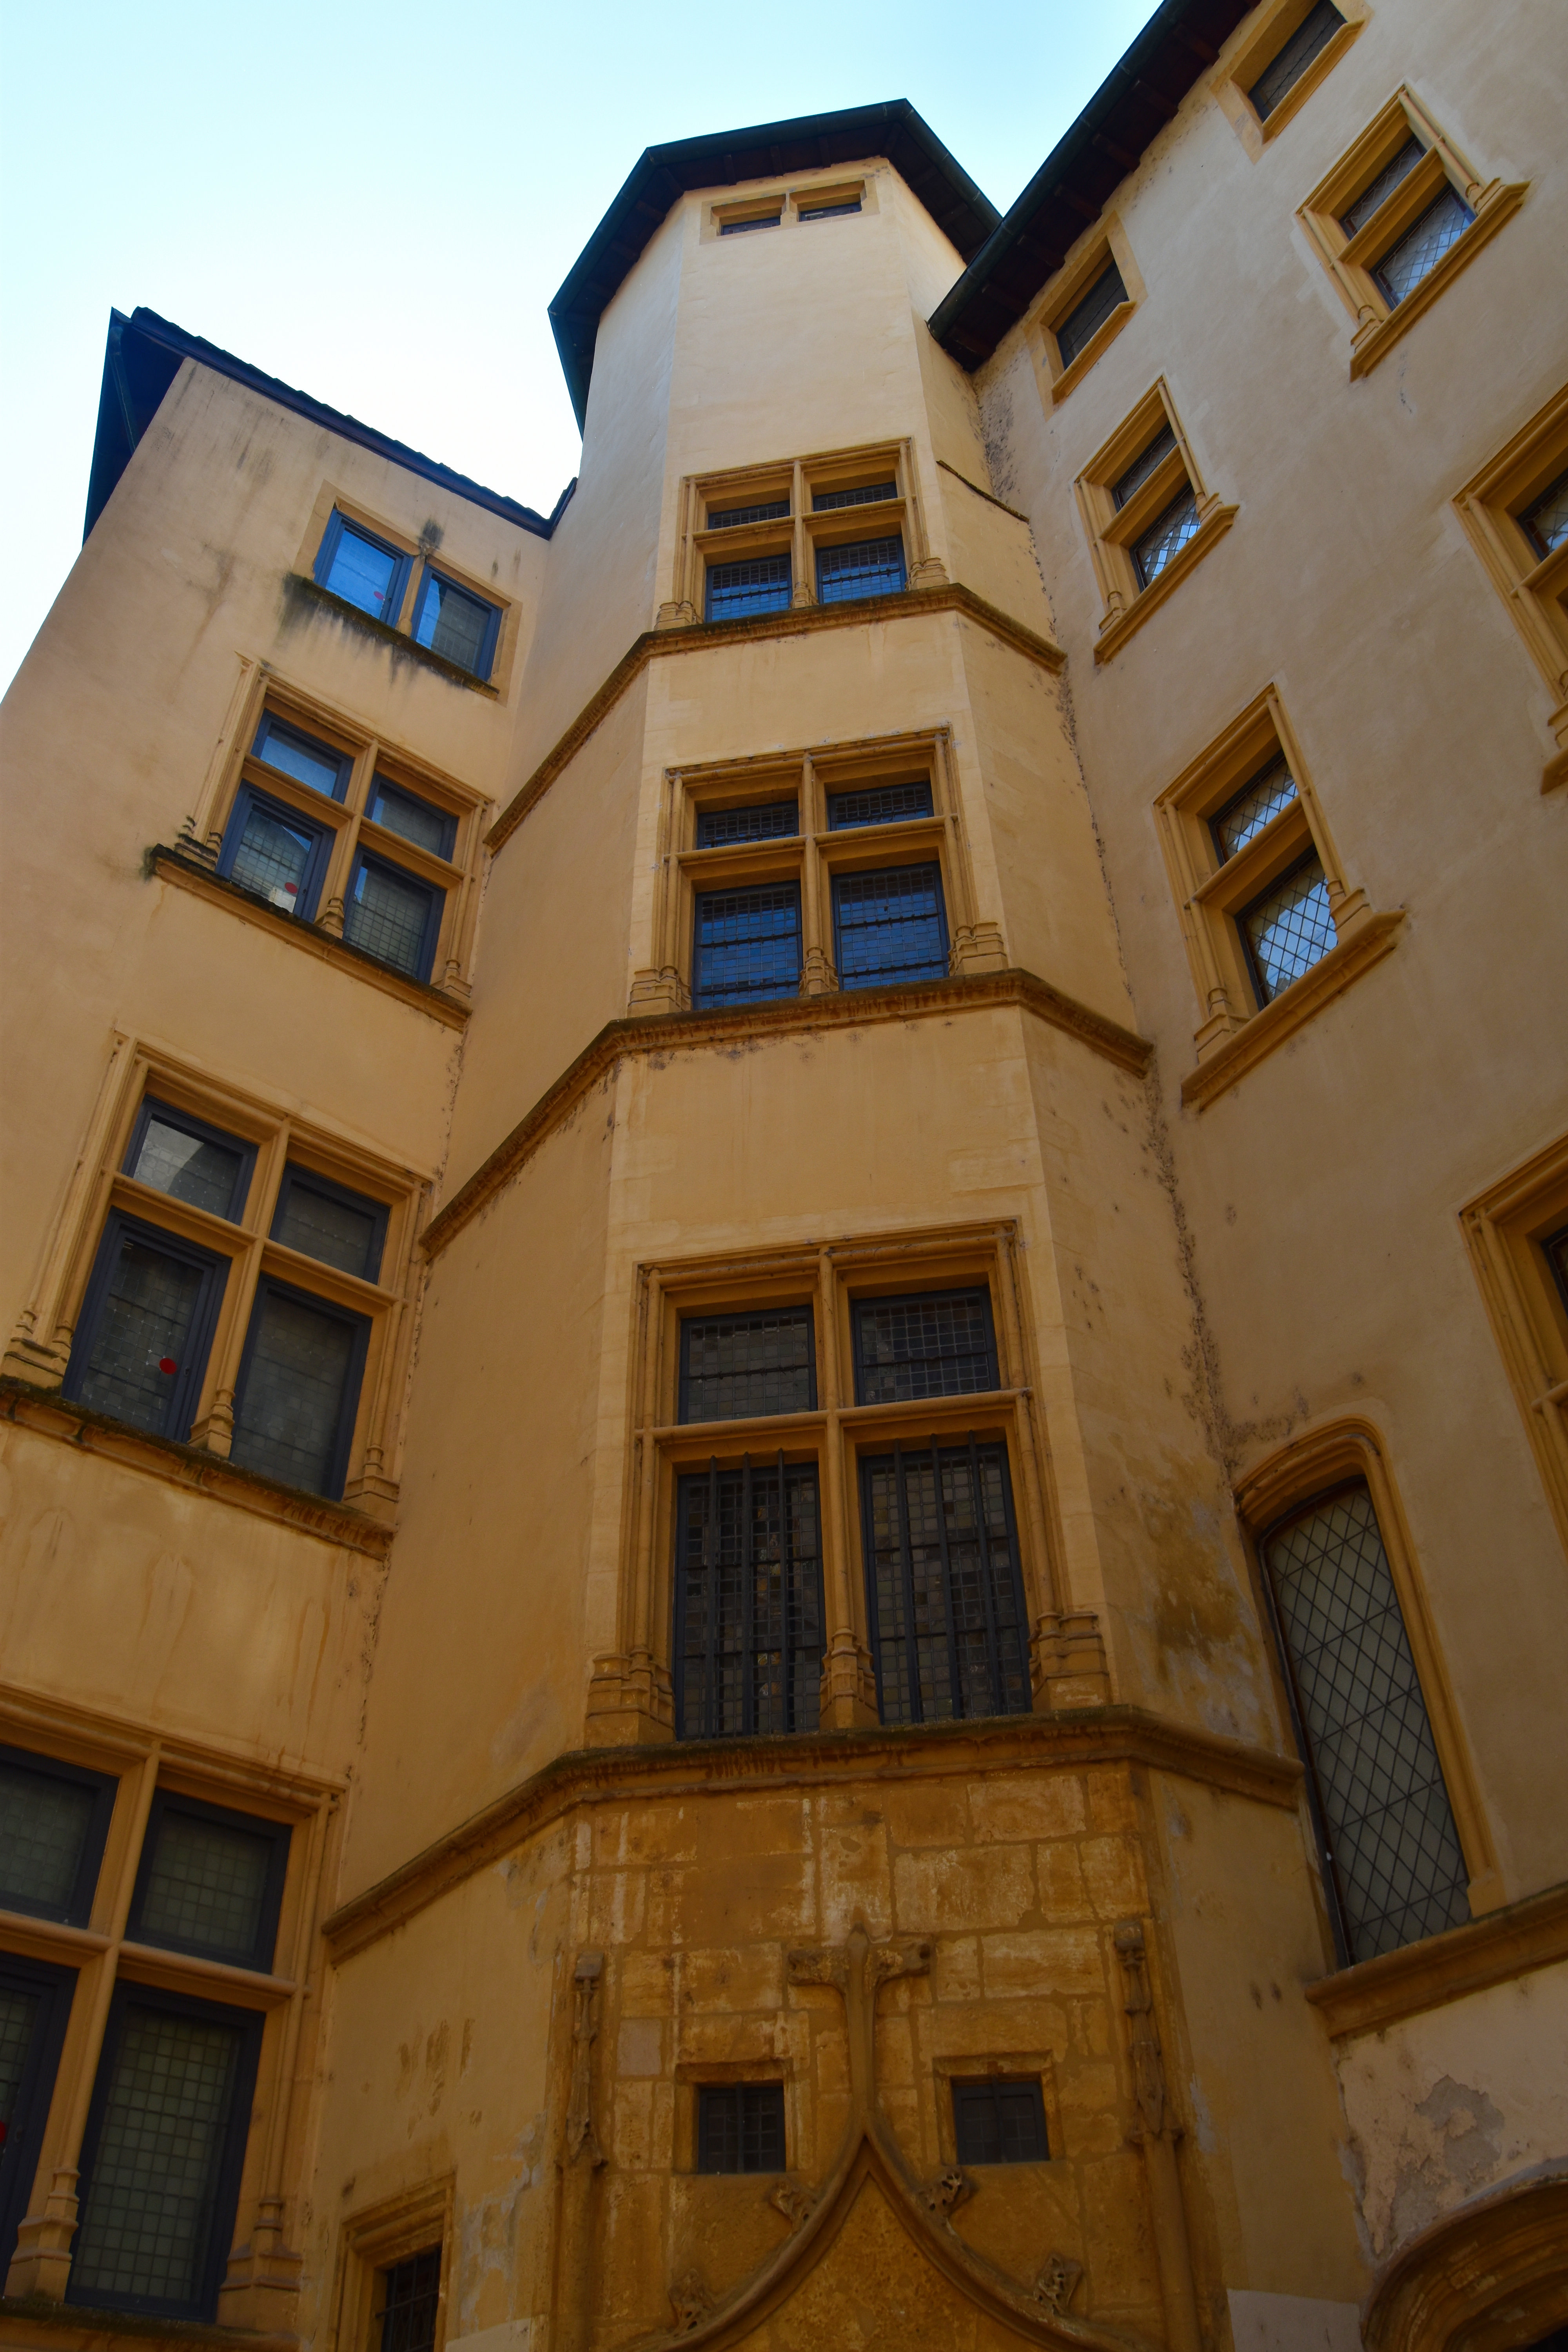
top-left (1520, 468), bottom-right (1568, 560)
top-left (1056, 261), bottom-right (1128, 367)
top-left (708, 497), bottom-right (789, 528)
top-left (1212, 757), bottom-right (1298, 861)
top-left (697, 2083), bottom-right (785, 2172)
top-left (675, 1463), bottom-right (824, 1738)
top-left (853, 1290), bottom-right (997, 1405)
top-left (0, 1983), bottom-right (42, 2139)
top-left (827, 780), bottom-right (933, 829)
top-left (696, 800), bottom-right (798, 847)
top-left (951, 2078), bottom-right (1049, 2164)
top-left (273, 1174), bottom-right (382, 1281)
top-left (680, 1308), bottom-right (815, 1423)
top-left (1241, 852), bottom-right (1335, 1002)
top-left (1112, 423), bottom-right (1176, 510)
top-left (377, 2248), bottom-right (443, 2352)
top-left (693, 884), bottom-right (801, 1007)
top-left (0, 1762), bottom-right (96, 1917)
top-left (812, 481), bottom-right (896, 512)
top-left (1248, 0), bottom-right (1344, 118)
top-left (1373, 184), bottom-right (1473, 305)
top-left (252, 719), bottom-right (344, 799)
top-left (77, 1237), bottom-right (206, 1436)
top-left (706, 554), bottom-right (792, 621)
top-left (1263, 1485), bottom-right (1470, 1961)
top-left (1132, 486), bottom-right (1200, 588)
top-left (129, 1111), bottom-right (246, 1221)
top-left (816, 535), bottom-right (906, 602)
top-left (415, 575), bottom-right (494, 674)
top-left (370, 781), bottom-right (453, 858)
top-left (135, 1810), bottom-right (274, 1967)
top-left (230, 1290), bottom-right (360, 1496)
top-left (229, 802), bottom-right (316, 915)
top-left (832, 863), bottom-right (947, 988)
top-left (1340, 135), bottom-right (1424, 236)
top-left (863, 1440), bottom-right (1030, 1726)
top-left (323, 524), bottom-right (401, 621)
top-left (71, 2004), bottom-right (244, 2310)
top-left (344, 858), bottom-right (437, 979)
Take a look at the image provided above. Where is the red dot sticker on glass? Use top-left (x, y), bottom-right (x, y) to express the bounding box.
top-left (158, 1358), bottom-right (178, 1375)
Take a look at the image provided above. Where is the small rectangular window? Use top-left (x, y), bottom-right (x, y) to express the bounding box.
top-left (229, 1279), bottom-right (370, 1499)
top-left (706, 554), bottom-right (793, 622)
top-left (831, 863), bottom-right (947, 989)
top-left (679, 1307), bottom-right (816, 1423)
top-left (1055, 261), bottom-right (1129, 369)
top-left (376, 2247), bottom-right (443, 2352)
top-left (862, 1439), bottom-right (1031, 1725)
top-left (826, 780), bottom-right (933, 829)
top-left (1248, 0), bottom-right (1345, 120)
top-left (0, 1745), bottom-right (116, 1925)
top-left (812, 481), bottom-right (897, 512)
top-left (1239, 849), bottom-right (1336, 1004)
top-left (853, 1289), bottom-right (998, 1406)
top-left (951, 2078), bottom-right (1049, 2165)
top-left (719, 212), bottom-right (780, 235)
top-left (64, 1213), bottom-right (228, 1443)
top-left (127, 1792), bottom-right (290, 1973)
top-left (314, 512), bottom-right (412, 628)
top-left (696, 800), bottom-right (799, 847)
top-left (412, 572), bottom-right (501, 680)
top-left (816, 535), bottom-right (906, 602)
top-left (343, 850), bottom-right (444, 982)
top-left (1210, 755), bottom-right (1298, 861)
top-left (250, 713), bottom-right (352, 800)
top-left (707, 497), bottom-right (790, 528)
top-left (675, 1461), bottom-right (824, 1739)
top-left (693, 883), bottom-right (802, 1008)
top-left (217, 785), bottom-right (335, 920)
top-left (270, 1166), bottom-right (387, 1283)
top-left (123, 1100), bottom-right (254, 1223)
top-left (696, 2083), bottom-right (786, 2171)
top-left (368, 779), bottom-right (457, 861)
top-left (799, 198), bottom-right (860, 221)
top-left (69, 1984), bottom-right (263, 2320)
top-left (0, 1954), bottom-right (78, 2272)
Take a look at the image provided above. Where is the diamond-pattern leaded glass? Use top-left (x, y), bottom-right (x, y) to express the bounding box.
top-left (71, 2004), bottom-right (243, 2308)
top-left (951, 2078), bottom-right (1049, 2164)
top-left (230, 1290), bottom-right (359, 1495)
top-left (675, 1462), bottom-right (823, 1738)
top-left (377, 2248), bottom-right (443, 2352)
top-left (136, 1809), bottom-right (274, 1967)
top-left (706, 554), bottom-right (792, 621)
top-left (0, 1761), bottom-right (97, 1916)
top-left (853, 1290), bottom-right (997, 1405)
top-left (129, 1113), bottom-right (246, 1221)
top-left (816, 535), bottom-right (906, 601)
top-left (1112, 423), bottom-right (1176, 510)
top-left (696, 800), bottom-right (798, 847)
top-left (344, 859), bottom-right (434, 978)
top-left (826, 780), bottom-right (933, 829)
top-left (1241, 852), bottom-right (1335, 1002)
top-left (1132, 486), bottom-right (1200, 587)
top-left (864, 1439), bottom-right (1030, 1725)
top-left (229, 802), bottom-right (314, 914)
top-left (697, 2083), bottom-right (786, 2172)
top-left (1248, 0), bottom-right (1344, 119)
top-left (693, 884), bottom-right (801, 1007)
top-left (1263, 1485), bottom-right (1469, 1961)
top-left (1340, 135), bottom-right (1424, 236)
top-left (812, 481), bottom-right (896, 511)
top-left (832, 863), bottom-right (947, 988)
top-left (77, 1237), bottom-right (206, 1436)
top-left (0, 1982), bottom-right (42, 2136)
top-left (1212, 757), bottom-right (1298, 860)
top-left (708, 497), bottom-right (789, 529)
top-left (1056, 261), bottom-right (1128, 367)
top-left (680, 1308), bottom-right (815, 1423)
top-left (1373, 183), bottom-right (1472, 305)
top-left (1520, 468), bottom-right (1568, 560)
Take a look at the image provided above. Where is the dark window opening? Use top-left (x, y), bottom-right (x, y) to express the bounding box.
top-left (1239, 850), bottom-right (1335, 1004)
top-left (1339, 135), bottom-right (1425, 236)
top-left (1519, 467), bottom-right (1568, 561)
top-left (123, 1101), bottom-right (254, 1224)
top-left (693, 882), bottom-right (801, 1008)
top-left (228, 1278), bottom-right (370, 1499)
top-left (1112, 423), bottom-right (1176, 510)
top-left (217, 786), bottom-right (334, 922)
top-left (270, 1166), bottom-right (387, 1284)
top-left (1260, 1483), bottom-right (1470, 1965)
top-left (706, 554), bottom-right (792, 622)
top-left (377, 2247), bottom-right (443, 2352)
top-left (0, 1746), bottom-right (117, 1926)
top-left (1248, 0), bottom-right (1345, 119)
top-left (862, 1437), bottom-right (1031, 1726)
top-left (0, 1955), bottom-right (77, 2274)
top-left (1055, 261), bottom-right (1129, 368)
top-left (826, 780), bottom-right (933, 829)
top-left (707, 497), bottom-right (790, 528)
top-left (314, 512), bottom-right (412, 628)
top-left (1543, 1223), bottom-right (1568, 1319)
top-left (800, 199), bottom-right (861, 221)
top-left (1210, 756), bottom-right (1298, 862)
top-left (719, 213), bottom-right (780, 234)
top-left (674, 1459), bottom-right (823, 1739)
top-left (127, 1792), bottom-right (290, 1974)
top-left (368, 779), bottom-right (457, 861)
top-left (679, 1307), bottom-right (816, 1424)
top-left (343, 851), bottom-right (444, 982)
top-left (1131, 486), bottom-right (1200, 588)
top-left (832, 863), bottom-right (947, 989)
top-left (812, 481), bottom-right (896, 511)
top-left (816, 535), bottom-right (906, 602)
top-left (413, 572), bottom-right (501, 680)
top-left (697, 2083), bottom-right (786, 2172)
top-left (696, 800), bottom-right (799, 847)
top-left (1372, 185), bottom-right (1473, 305)
top-left (63, 1214), bottom-right (228, 1444)
top-left (951, 2077), bottom-right (1049, 2165)
top-left (852, 1289), bottom-right (998, 1406)
top-left (250, 714), bottom-right (352, 801)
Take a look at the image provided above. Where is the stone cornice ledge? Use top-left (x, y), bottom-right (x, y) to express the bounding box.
top-left (421, 969), bottom-right (1151, 1259)
top-left (0, 2298), bottom-right (296, 2352)
top-left (0, 1380), bottom-right (394, 1561)
top-left (486, 583), bottom-right (1067, 855)
top-left (322, 1707), bottom-right (1302, 1962)
top-left (1305, 1875), bottom-right (1568, 2040)
top-left (1180, 909), bottom-right (1405, 1111)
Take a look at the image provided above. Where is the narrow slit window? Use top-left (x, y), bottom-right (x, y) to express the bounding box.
top-left (816, 535), bottom-right (906, 602)
top-left (124, 1102), bottom-right (253, 1222)
top-left (679, 1307), bottom-right (816, 1423)
top-left (1210, 756), bottom-right (1298, 860)
top-left (128, 1793), bottom-right (289, 1973)
top-left (706, 554), bottom-right (792, 622)
top-left (229, 1281), bottom-right (369, 1499)
top-left (376, 2248), bottom-right (443, 2352)
top-left (826, 780), bottom-right (933, 829)
top-left (832, 863), bottom-right (947, 989)
top-left (696, 2083), bottom-right (786, 2172)
top-left (853, 1289), bottom-right (998, 1405)
top-left (674, 1459), bottom-right (824, 1739)
top-left (719, 212), bottom-right (780, 235)
top-left (693, 883), bottom-right (802, 1008)
top-left (1056, 261), bottom-right (1129, 368)
top-left (1248, 0), bottom-right (1345, 120)
top-left (951, 2078), bottom-right (1049, 2164)
top-left (696, 800), bottom-right (798, 847)
top-left (862, 1437), bottom-right (1031, 1726)
top-left (799, 198), bottom-right (860, 220)
top-left (1240, 850), bottom-right (1336, 1003)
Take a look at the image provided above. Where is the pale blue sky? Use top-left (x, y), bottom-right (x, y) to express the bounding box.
top-left (0, 0), bottom-right (1161, 692)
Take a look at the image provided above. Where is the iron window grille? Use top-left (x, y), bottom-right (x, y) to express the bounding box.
top-left (1373, 184), bottom-right (1474, 305)
top-left (673, 1457), bottom-right (824, 1739)
top-left (314, 511), bottom-right (413, 630)
top-left (1519, 466), bottom-right (1568, 560)
top-left (1248, 0), bottom-right (1345, 120)
top-left (693, 882), bottom-right (802, 1008)
top-left (0, 1954), bottom-right (77, 2274)
top-left (68, 1981), bottom-right (264, 2322)
top-left (705, 554), bottom-right (793, 622)
top-left (816, 535), bottom-right (906, 603)
top-left (63, 1212), bottom-right (229, 1444)
top-left (0, 1743), bottom-right (117, 1926)
top-left (831, 863), bottom-right (948, 989)
top-left (228, 1276), bottom-right (371, 1500)
top-left (376, 2247), bottom-right (444, 2352)
top-left (269, 1165), bottom-right (388, 1284)
top-left (1055, 261), bottom-right (1129, 368)
top-left (707, 497), bottom-right (790, 529)
top-left (678, 1306), bottom-right (817, 1424)
top-left (1210, 755), bottom-right (1299, 862)
top-left (862, 1437), bottom-right (1031, 1726)
top-left (122, 1099), bottom-right (255, 1224)
top-left (344, 849), bottom-right (445, 983)
top-left (369, 777), bottom-right (457, 861)
top-left (696, 2083), bottom-right (786, 2172)
top-left (412, 570), bottom-right (501, 681)
top-left (1259, 1482), bottom-right (1470, 1964)
top-left (852, 1288), bottom-right (998, 1405)
top-left (1131, 487), bottom-right (1201, 589)
top-left (250, 713), bottom-right (352, 801)
top-left (217, 784), bottom-right (335, 922)
top-left (696, 799), bottom-right (799, 848)
top-left (1238, 848), bottom-right (1336, 1004)
top-left (951, 2078), bottom-right (1049, 2165)
top-left (812, 481), bottom-right (897, 512)
top-left (826, 780), bottom-right (933, 829)
top-left (126, 1792), bottom-right (290, 1974)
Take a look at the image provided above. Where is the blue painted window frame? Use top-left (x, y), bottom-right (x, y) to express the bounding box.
top-left (0, 1951), bottom-right (78, 2274)
top-left (368, 777), bottom-right (458, 863)
top-left (216, 785), bottom-right (336, 923)
top-left (343, 848), bottom-right (445, 984)
top-left (312, 510), bottom-right (413, 630)
top-left (0, 1742), bottom-right (118, 1925)
top-left (122, 1098), bottom-right (256, 1224)
top-left (62, 1212), bottom-right (230, 1445)
top-left (230, 1275), bottom-right (371, 1502)
top-left (269, 1163), bottom-right (389, 1286)
top-left (249, 713), bottom-right (353, 801)
top-left (411, 568), bottom-right (502, 681)
top-left (127, 1790), bottom-right (291, 1973)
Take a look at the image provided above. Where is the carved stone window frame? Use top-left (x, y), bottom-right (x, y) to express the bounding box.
top-left (1453, 383), bottom-right (1568, 791)
top-left (1029, 213), bottom-right (1145, 410)
top-left (1074, 379), bottom-right (1238, 666)
top-left (929, 2051), bottom-right (1063, 2170)
top-left (1460, 1129), bottom-right (1568, 1564)
top-left (330, 2178), bottom-right (454, 2352)
top-left (673, 2060), bottom-right (798, 2176)
top-left (1211, 0), bottom-right (1369, 161)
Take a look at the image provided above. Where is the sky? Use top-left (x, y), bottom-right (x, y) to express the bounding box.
top-left (0, 0), bottom-right (1161, 695)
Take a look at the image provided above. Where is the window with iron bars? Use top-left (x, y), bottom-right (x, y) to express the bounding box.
top-left (673, 1457), bottom-right (825, 1739)
top-left (682, 442), bottom-right (925, 628)
top-left (862, 1437), bottom-right (1031, 1726)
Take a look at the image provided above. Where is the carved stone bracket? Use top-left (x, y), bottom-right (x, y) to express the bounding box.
top-left (916, 2165), bottom-right (973, 2218)
top-left (765, 2180), bottom-right (818, 2227)
top-left (1034, 2251), bottom-right (1084, 2312)
top-left (668, 2267), bottom-right (715, 2331)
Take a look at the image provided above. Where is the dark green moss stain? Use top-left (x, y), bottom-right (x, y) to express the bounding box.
top-left (276, 572), bottom-right (496, 695)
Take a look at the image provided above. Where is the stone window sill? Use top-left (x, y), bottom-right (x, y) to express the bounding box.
top-left (1180, 907), bottom-right (1404, 1110)
top-left (1306, 1876), bottom-right (1568, 2038)
top-left (1092, 503), bottom-right (1238, 664)
top-left (1348, 181), bottom-right (1528, 380)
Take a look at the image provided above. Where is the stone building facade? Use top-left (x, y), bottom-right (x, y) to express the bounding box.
top-left (2, 4), bottom-right (1565, 2351)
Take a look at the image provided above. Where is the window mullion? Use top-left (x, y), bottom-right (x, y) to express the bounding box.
top-left (891, 1439), bottom-right (922, 1724)
top-left (968, 1430), bottom-right (1006, 1717)
top-left (777, 1448), bottom-right (793, 1733)
top-left (740, 1452), bottom-right (755, 1738)
top-left (929, 1437), bottom-right (964, 1719)
top-left (704, 1456), bottom-right (719, 1739)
